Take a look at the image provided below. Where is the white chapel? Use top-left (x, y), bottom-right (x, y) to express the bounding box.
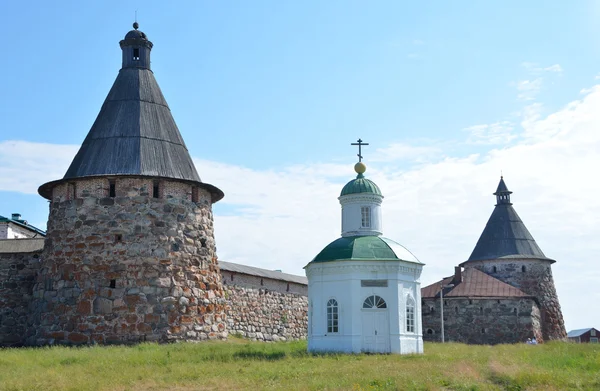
top-left (305, 140), bottom-right (425, 354)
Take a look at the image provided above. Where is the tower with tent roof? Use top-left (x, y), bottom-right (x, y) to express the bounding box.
top-left (421, 177), bottom-right (566, 344)
top-left (28, 23), bottom-right (227, 345)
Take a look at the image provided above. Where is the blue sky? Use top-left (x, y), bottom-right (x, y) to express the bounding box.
top-left (1, 1), bottom-right (600, 330)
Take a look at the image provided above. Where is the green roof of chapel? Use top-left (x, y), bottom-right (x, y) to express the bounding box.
top-left (340, 174), bottom-right (382, 197)
top-left (310, 236), bottom-right (422, 264)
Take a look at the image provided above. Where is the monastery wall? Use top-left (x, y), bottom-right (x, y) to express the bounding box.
top-left (223, 275), bottom-right (308, 341)
top-left (466, 260), bottom-right (566, 341)
top-left (0, 250), bottom-right (41, 346)
top-left (421, 297), bottom-right (542, 344)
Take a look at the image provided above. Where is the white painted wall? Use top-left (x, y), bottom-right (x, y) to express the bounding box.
top-left (306, 260), bottom-right (424, 354)
top-left (339, 194), bottom-right (383, 237)
top-left (0, 222), bottom-right (38, 239)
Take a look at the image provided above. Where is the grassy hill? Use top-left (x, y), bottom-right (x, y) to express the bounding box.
top-left (0, 339), bottom-right (599, 390)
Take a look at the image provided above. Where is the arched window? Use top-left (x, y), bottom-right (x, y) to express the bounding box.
top-left (426, 328), bottom-right (435, 334)
top-left (362, 295), bottom-right (387, 309)
top-left (406, 297), bottom-right (415, 333)
top-left (492, 266), bottom-right (497, 273)
top-left (522, 265), bottom-right (527, 272)
top-left (327, 299), bottom-right (339, 333)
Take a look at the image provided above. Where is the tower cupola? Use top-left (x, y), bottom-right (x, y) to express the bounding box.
top-left (494, 176), bottom-right (512, 205)
top-left (338, 139), bottom-right (384, 237)
top-left (120, 22), bottom-right (153, 70)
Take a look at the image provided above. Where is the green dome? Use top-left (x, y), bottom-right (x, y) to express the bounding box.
top-left (311, 236), bottom-right (422, 264)
top-left (340, 174), bottom-right (382, 197)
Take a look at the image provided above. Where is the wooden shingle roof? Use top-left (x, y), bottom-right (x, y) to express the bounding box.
top-left (461, 178), bottom-right (552, 265)
top-left (38, 25), bottom-right (223, 203)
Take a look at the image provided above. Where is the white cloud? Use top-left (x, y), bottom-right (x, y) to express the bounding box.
top-left (516, 78), bottom-right (543, 101)
top-left (521, 62), bottom-right (563, 74)
top-left (370, 142), bottom-right (442, 163)
top-left (0, 141), bottom-right (78, 194)
top-left (2, 83), bottom-right (600, 330)
top-left (463, 121), bottom-right (516, 145)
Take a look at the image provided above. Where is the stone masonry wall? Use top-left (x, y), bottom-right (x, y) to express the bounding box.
top-left (28, 177), bottom-right (227, 345)
top-left (422, 297), bottom-right (542, 344)
top-left (223, 276), bottom-right (308, 342)
top-left (0, 250), bottom-right (41, 346)
top-left (467, 259), bottom-right (566, 341)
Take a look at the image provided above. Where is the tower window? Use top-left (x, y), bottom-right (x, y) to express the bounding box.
top-left (192, 187), bottom-right (198, 203)
top-left (110, 279), bottom-right (116, 289)
top-left (133, 48), bottom-right (140, 60)
top-left (492, 266), bottom-right (497, 273)
top-left (109, 180), bottom-right (116, 197)
top-left (522, 265), bottom-right (527, 272)
top-left (426, 328), bottom-right (434, 335)
top-left (361, 206), bottom-right (371, 228)
top-left (327, 299), bottom-right (339, 333)
top-left (153, 181), bottom-right (160, 198)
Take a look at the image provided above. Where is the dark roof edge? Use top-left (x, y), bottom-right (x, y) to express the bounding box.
top-left (0, 217), bottom-right (46, 236)
top-left (38, 174), bottom-right (224, 203)
top-left (459, 255), bottom-right (556, 267)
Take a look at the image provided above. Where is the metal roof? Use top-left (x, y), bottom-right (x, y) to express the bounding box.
top-left (219, 261), bottom-right (307, 285)
top-left (309, 235), bottom-right (422, 264)
top-left (461, 178), bottom-right (552, 265)
top-left (38, 25), bottom-right (223, 203)
top-left (0, 238), bottom-right (44, 253)
top-left (567, 328), bottom-right (598, 338)
top-left (0, 215), bottom-right (46, 237)
top-left (421, 268), bottom-right (529, 298)
top-left (340, 174), bottom-right (382, 197)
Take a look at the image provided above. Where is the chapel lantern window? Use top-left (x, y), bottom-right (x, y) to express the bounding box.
top-left (361, 206), bottom-right (371, 228)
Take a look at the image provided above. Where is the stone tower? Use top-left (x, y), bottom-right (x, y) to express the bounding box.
top-left (459, 177), bottom-right (567, 341)
top-left (28, 23), bottom-right (227, 345)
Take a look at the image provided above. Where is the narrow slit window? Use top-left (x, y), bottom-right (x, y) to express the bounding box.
top-left (522, 265), bottom-right (527, 272)
top-left (192, 187), bottom-right (198, 203)
top-left (153, 181), bottom-right (160, 198)
top-left (110, 279), bottom-right (116, 289)
top-left (133, 48), bottom-right (140, 60)
top-left (361, 206), bottom-right (371, 228)
top-left (109, 180), bottom-right (116, 197)
top-left (115, 234), bottom-right (123, 243)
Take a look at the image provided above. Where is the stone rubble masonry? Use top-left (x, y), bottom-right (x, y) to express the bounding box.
top-left (28, 176), bottom-right (228, 345)
top-left (466, 259), bottom-right (567, 341)
top-left (0, 251), bottom-right (41, 346)
top-left (222, 272), bottom-right (308, 341)
top-left (421, 297), bottom-right (542, 344)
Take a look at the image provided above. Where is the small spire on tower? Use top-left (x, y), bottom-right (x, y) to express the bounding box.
top-left (494, 176), bottom-right (513, 205)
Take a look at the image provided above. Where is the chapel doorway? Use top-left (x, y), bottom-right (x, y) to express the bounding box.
top-left (361, 295), bottom-right (390, 353)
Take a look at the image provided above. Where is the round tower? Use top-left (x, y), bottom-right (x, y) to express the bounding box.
top-left (460, 177), bottom-right (567, 341)
top-left (28, 24), bottom-right (227, 345)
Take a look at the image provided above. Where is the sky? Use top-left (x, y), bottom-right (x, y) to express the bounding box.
top-left (1, 1), bottom-right (599, 331)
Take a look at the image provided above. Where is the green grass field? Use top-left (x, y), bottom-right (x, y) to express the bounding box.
top-left (0, 339), bottom-right (599, 391)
